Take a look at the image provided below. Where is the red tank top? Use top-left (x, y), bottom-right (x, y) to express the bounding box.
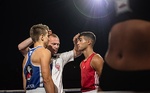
top-left (80, 52), bottom-right (99, 92)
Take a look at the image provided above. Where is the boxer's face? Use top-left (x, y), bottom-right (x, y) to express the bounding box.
top-left (77, 36), bottom-right (89, 51)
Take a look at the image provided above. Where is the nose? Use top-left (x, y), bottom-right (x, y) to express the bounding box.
top-left (77, 41), bottom-right (80, 45)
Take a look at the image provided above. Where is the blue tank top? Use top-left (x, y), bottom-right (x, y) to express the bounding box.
top-left (24, 46), bottom-right (44, 90)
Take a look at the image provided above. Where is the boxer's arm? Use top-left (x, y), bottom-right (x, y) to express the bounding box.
top-left (18, 37), bottom-right (33, 57)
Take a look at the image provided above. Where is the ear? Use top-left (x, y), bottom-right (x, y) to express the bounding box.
top-left (87, 39), bottom-right (92, 45)
top-left (40, 34), bottom-right (44, 41)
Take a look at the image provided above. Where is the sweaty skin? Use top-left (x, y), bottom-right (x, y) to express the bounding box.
top-left (105, 19), bottom-right (150, 71)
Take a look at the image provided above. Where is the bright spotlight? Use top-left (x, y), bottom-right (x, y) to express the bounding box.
top-left (73, 0), bottom-right (115, 18)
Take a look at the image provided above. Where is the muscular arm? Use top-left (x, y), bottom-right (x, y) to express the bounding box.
top-left (91, 54), bottom-right (104, 76)
top-left (91, 54), bottom-right (104, 91)
top-left (40, 49), bottom-right (54, 93)
top-left (18, 37), bottom-right (33, 57)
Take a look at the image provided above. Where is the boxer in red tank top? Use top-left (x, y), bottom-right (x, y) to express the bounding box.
top-left (77, 31), bottom-right (104, 93)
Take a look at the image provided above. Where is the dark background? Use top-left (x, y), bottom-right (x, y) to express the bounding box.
top-left (0, 0), bottom-right (150, 91)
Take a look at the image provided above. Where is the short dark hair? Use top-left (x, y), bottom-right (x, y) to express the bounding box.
top-left (79, 31), bottom-right (96, 47)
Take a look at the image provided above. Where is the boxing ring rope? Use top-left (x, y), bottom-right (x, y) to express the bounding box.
top-left (64, 89), bottom-right (144, 93)
top-left (0, 89), bottom-right (148, 93)
top-left (0, 90), bottom-right (25, 93)
top-left (0, 88), bottom-right (81, 93)
top-left (63, 88), bottom-right (81, 93)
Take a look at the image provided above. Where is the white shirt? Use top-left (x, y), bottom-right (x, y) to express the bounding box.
top-left (51, 50), bottom-right (74, 93)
